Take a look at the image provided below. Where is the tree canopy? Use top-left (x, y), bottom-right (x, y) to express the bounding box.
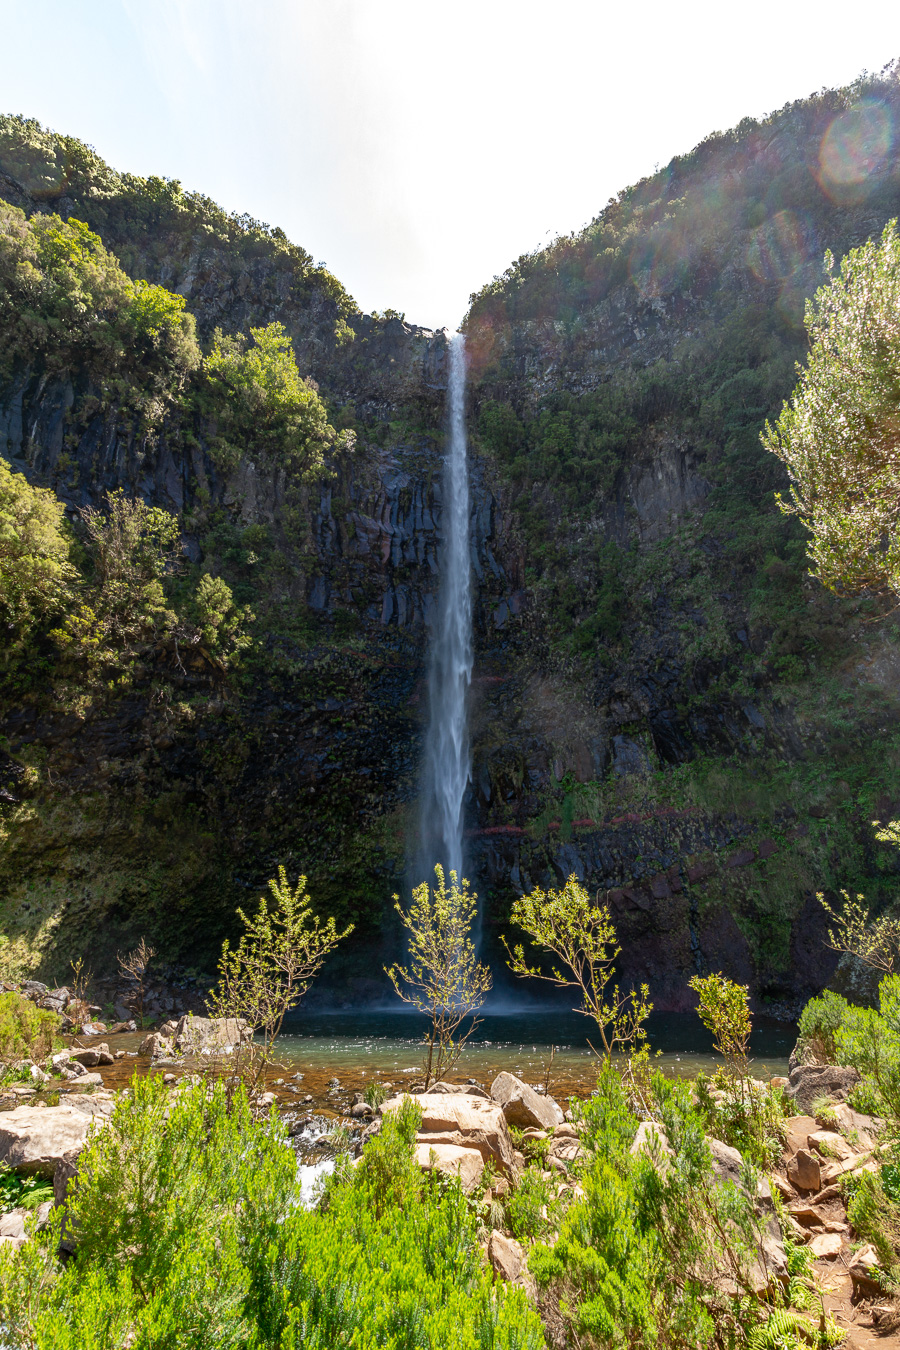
top-left (762, 219), bottom-right (900, 598)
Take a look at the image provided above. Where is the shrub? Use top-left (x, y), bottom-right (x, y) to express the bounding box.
top-left (0, 458), bottom-right (76, 637)
top-left (0, 991), bottom-right (59, 1063)
top-left (796, 989), bottom-right (851, 1064)
top-left (836, 973), bottom-right (900, 1119)
top-left (202, 321), bottom-right (354, 474)
top-left (0, 1075), bottom-right (544, 1348)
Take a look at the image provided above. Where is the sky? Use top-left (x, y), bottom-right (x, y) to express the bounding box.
top-left (1, 1), bottom-right (898, 329)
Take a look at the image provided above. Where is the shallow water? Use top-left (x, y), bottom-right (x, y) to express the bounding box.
top-left (272, 1007), bottom-right (794, 1105)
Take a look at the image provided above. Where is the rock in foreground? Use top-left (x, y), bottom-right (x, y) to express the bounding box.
top-left (490, 1072), bottom-right (564, 1131)
top-left (0, 1105), bottom-right (107, 1177)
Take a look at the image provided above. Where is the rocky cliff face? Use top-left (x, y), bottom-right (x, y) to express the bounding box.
top-left (2, 88), bottom-right (900, 1009)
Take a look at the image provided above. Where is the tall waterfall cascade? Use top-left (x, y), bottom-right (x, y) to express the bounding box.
top-left (419, 333), bottom-right (473, 884)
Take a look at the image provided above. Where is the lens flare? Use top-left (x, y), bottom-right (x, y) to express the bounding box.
top-left (746, 209), bottom-right (810, 283)
top-left (818, 99), bottom-right (893, 203)
top-left (628, 225), bottom-right (690, 298)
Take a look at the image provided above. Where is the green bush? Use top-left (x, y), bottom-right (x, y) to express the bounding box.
top-left (836, 973), bottom-right (900, 1119)
top-left (0, 1076), bottom-right (544, 1349)
top-left (0, 991), bottom-right (59, 1063)
top-left (0, 456), bottom-right (76, 637)
top-left (796, 989), bottom-right (850, 1064)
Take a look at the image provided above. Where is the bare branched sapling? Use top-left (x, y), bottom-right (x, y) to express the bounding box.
top-left (502, 874), bottom-right (651, 1060)
top-left (116, 938), bottom-right (156, 1028)
top-left (386, 865), bottom-right (492, 1090)
top-left (207, 866), bottom-right (352, 1097)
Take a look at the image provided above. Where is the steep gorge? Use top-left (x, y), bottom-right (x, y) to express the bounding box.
top-left (2, 75), bottom-right (900, 1010)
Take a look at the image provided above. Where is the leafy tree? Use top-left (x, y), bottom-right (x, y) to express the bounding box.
top-left (503, 874), bottom-right (650, 1060)
top-left (0, 456), bottom-right (76, 634)
top-left (385, 865), bottom-right (492, 1089)
top-left (208, 866), bottom-right (353, 1096)
top-left (202, 321), bottom-right (355, 473)
top-left (819, 887), bottom-right (900, 974)
top-left (0, 203), bottom-right (199, 414)
top-left (762, 220), bottom-right (900, 599)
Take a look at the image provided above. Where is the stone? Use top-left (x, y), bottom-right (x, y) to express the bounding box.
top-left (0, 1210), bottom-right (26, 1240)
top-left (414, 1141), bottom-right (484, 1191)
top-left (770, 1076), bottom-right (789, 1090)
top-left (257, 1091), bottom-right (275, 1106)
top-left (787, 1204), bottom-right (826, 1228)
top-left (489, 1072), bottom-right (564, 1131)
top-left (0, 1104), bottom-right (107, 1177)
top-left (487, 1230), bottom-right (525, 1281)
top-left (430, 1082), bottom-right (490, 1100)
top-left (808, 1232), bottom-right (842, 1259)
top-left (384, 1093), bottom-right (519, 1176)
top-left (548, 1135), bottom-right (582, 1167)
top-left (785, 1065), bottom-right (860, 1114)
top-left (350, 1101), bottom-right (373, 1119)
top-left (139, 1033), bottom-right (173, 1058)
top-left (77, 1073), bottom-right (103, 1088)
top-left (553, 1123), bottom-right (578, 1139)
top-left (820, 1150), bottom-right (873, 1186)
top-left (29, 1065), bottom-right (48, 1085)
top-left (630, 1122), bottom-right (672, 1170)
top-left (808, 1129), bottom-right (855, 1162)
top-left (172, 1015), bottom-right (249, 1053)
top-left (787, 1149), bottom-right (821, 1192)
top-left (163, 1074), bottom-right (177, 1085)
top-left (848, 1242), bottom-right (885, 1295)
top-left (69, 1047), bottom-right (101, 1068)
top-left (782, 1115), bottom-right (817, 1159)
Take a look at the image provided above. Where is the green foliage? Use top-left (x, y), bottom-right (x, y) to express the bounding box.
top-left (836, 973), bottom-right (900, 1119)
top-left (531, 1065), bottom-right (793, 1349)
top-left (208, 865), bottom-right (353, 1094)
top-left (0, 989), bottom-right (59, 1062)
top-left (386, 865), bottom-right (492, 1088)
top-left (504, 875), bottom-right (651, 1059)
top-left (763, 220), bottom-right (900, 599)
top-left (202, 321), bottom-right (354, 473)
top-left (796, 989), bottom-right (851, 1064)
top-left (0, 456), bottom-right (76, 635)
top-left (845, 1164), bottom-right (900, 1280)
top-left (689, 972), bottom-right (752, 1067)
top-left (0, 1074), bottom-right (544, 1349)
top-left (0, 202), bottom-right (199, 415)
top-left (0, 1168), bottom-right (54, 1215)
top-left (505, 1168), bottom-right (553, 1241)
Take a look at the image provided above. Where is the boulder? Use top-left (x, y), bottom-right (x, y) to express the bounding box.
top-left (0, 1105), bottom-right (106, 1177)
top-left (490, 1072), bottom-right (564, 1131)
top-left (430, 1082), bottom-right (490, 1100)
top-left (785, 1065), bottom-right (860, 1114)
top-left (487, 1230), bottom-right (525, 1281)
top-left (77, 1073), bottom-right (104, 1088)
top-left (808, 1129), bottom-right (855, 1162)
top-left (808, 1232), bottom-right (843, 1259)
top-left (172, 1015), bottom-right (249, 1053)
top-left (414, 1141), bottom-right (484, 1191)
top-left (139, 1033), bottom-right (173, 1058)
top-left (0, 1210), bottom-right (26, 1240)
top-left (548, 1135), bottom-right (582, 1168)
top-left (783, 1116), bottom-right (817, 1159)
top-left (69, 1047), bottom-right (101, 1068)
top-left (383, 1093), bottom-right (518, 1176)
top-left (787, 1149), bottom-right (821, 1192)
top-left (630, 1121), bottom-right (672, 1164)
top-left (848, 1242), bottom-right (886, 1295)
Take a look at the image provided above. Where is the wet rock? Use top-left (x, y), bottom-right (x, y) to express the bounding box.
top-left (69, 1047), bottom-right (101, 1068)
top-left (489, 1072), bottom-right (564, 1131)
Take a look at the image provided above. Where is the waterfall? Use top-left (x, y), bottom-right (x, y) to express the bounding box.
top-left (419, 333), bottom-right (473, 884)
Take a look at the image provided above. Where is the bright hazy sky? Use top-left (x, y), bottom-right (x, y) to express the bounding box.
top-left (2, 1), bottom-right (898, 329)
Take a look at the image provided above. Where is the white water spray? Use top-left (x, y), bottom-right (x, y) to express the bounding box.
top-left (420, 333), bottom-right (473, 883)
